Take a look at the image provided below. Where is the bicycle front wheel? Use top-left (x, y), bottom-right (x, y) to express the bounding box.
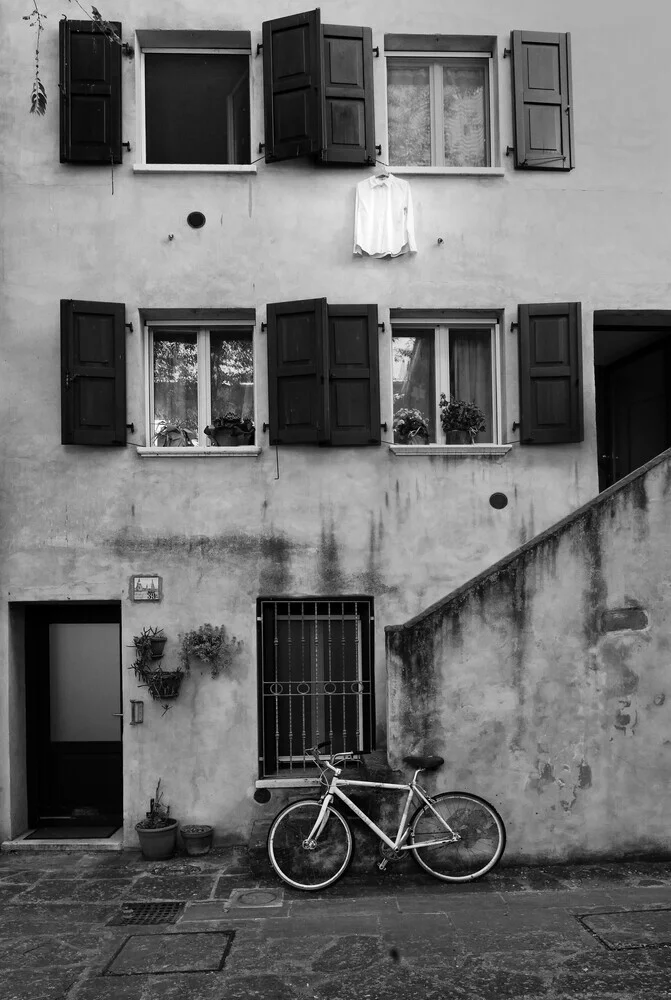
top-left (267, 799), bottom-right (353, 891)
top-left (410, 792), bottom-right (506, 882)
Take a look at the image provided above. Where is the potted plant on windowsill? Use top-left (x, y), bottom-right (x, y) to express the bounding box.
top-left (179, 623), bottom-right (242, 678)
top-left (135, 780), bottom-right (178, 860)
top-left (153, 421), bottom-right (194, 447)
top-left (393, 408), bottom-right (430, 445)
top-left (204, 412), bottom-right (255, 447)
top-left (439, 394), bottom-right (486, 444)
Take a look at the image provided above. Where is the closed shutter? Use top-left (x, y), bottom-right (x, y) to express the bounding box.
top-left (511, 30), bottom-right (573, 171)
top-left (518, 302), bottom-right (583, 444)
top-left (320, 25), bottom-right (375, 165)
top-left (327, 305), bottom-right (380, 445)
top-left (262, 10), bottom-right (323, 162)
top-left (267, 299), bottom-right (329, 444)
top-left (61, 300), bottom-right (126, 445)
top-left (59, 20), bottom-right (122, 164)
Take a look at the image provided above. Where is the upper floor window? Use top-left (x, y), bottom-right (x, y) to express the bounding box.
top-left (137, 32), bottom-right (252, 166)
top-left (385, 36), bottom-right (497, 170)
top-left (146, 319), bottom-right (255, 447)
top-left (392, 316), bottom-right (501, 444)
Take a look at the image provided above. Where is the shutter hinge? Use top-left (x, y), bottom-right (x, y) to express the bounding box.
top-left (261, 322), bottom-right (267, 332)
top-left (378, 322), bottom-right (385, 333)
top-left (380, 423), bottom-right (388, 432)
top-left (506, 146), bottom-right (515, 156)
top-left (258, 143), bottom-right (265, 154)
top-left (256, 43), bottom-right (263, 56)
top-left (512, 421), bottom-right (520, 432)
top-left (126, 423), bottom-right (135, 433)
top-left (122, 141), bottom-right (131, 152)
top-left (121, 43), bottom-right (134, 58)
top-left (503, 48), bottom-right (512, 58)
top-left (125, 322), bottom-right (133, 333)
top-left (510, 321), bottom-right (519, 332)
top-left (372, 46), bottom-right (379, 57)
top-left (262, 423), bottom-right (270, 432)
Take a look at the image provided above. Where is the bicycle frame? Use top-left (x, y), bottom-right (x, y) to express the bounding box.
top-left (306, 769), bottom-right (460, 853)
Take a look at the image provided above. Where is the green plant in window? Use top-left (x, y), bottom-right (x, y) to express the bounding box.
top-left (393, 408), bottom-right (430, 444)
top-left (179, 623), bottom-right (242, 678)
top-left (439, 394), bottom-right (486, 442)
top-left (204, 412), bottom-right (255, 447)
top-left (153, 420), bottom-right (194, 447)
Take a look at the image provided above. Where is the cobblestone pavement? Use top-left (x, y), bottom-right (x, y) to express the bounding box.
top-left (0, 848), bottom-right (670, 999)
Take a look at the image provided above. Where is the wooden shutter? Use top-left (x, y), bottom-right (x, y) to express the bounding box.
top-left (518, 302), bottom-right (583, 444)
top-left (59, 20), bottom-right (122, 164)
top-left (511, 30), bottom-right (573, 170)
top-left (61, 300), bottom-right (126, 445)
top-left (262, 10), bottom-right (324, 162)
top-left (327, 305), bottom-right (380, 445)
top-left (320, 25), bottom-right (375, 165)
top-left (267, 299), bottom-right (329, 444)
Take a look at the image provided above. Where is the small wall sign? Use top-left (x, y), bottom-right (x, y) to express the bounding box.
top-left (130, 575), bottom-right (162, 602)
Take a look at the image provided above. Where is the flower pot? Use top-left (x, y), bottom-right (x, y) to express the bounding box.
top-left (146, 671), bottom-right (184, 701)
top-left (135, 820), bottom-right (179, 860)
top-left (180, 824), bottom-right (214, 856)
top-left (445, 429), bottom-right (471, 444)
top-left (149, 637), bottom-right (167, 658)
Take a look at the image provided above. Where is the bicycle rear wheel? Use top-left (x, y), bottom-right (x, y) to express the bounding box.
top-left (410, 792), bottom-right (506, 882)
top-left (267, 799), bottom-right (353, 891)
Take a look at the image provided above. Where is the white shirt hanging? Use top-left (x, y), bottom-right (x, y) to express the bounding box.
top-left (353, 173), bottom-right (417, 258)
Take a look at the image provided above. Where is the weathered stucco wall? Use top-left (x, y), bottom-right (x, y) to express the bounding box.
top-left (387, 450), bottom-right (671, 863)
top-left (1, 0), bottom-right (670, 845)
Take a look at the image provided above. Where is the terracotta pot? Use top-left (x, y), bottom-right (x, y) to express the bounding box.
top-left (149, 637), bottom-right (167, 658)
top-left (135, 820), bottom-right (179, 860)
top-left (180, 824), bottom-right (214, 856)
top-left (445, 429), bottom-right (471, 444)
top-left (146, 671), bottom-right (184, 701)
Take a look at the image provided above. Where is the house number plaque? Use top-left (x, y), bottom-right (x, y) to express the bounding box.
top-left (130, 575), bottom-right (162, 602)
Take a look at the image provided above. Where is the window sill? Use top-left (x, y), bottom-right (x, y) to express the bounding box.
top-left (132, 164), bottom-right (258, 174)
top-left (387, 166), bottom-right (504, 177)
top-left (389, 444), bottom-right (512, 457)
top-left (256, 777), bottom-right (322, 788)
top-left (137, 446), bottom-right (261, 458)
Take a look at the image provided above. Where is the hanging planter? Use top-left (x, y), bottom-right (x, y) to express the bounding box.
top-left (131, 628), bottom-right (186, 702)
top-left (179, 623), bottom-right (242, 678)
top-left (145, 670), bottom-right (184, 701)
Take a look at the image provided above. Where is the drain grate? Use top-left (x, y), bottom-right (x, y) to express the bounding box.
top-left (107, 902), bottom-right (184, 926)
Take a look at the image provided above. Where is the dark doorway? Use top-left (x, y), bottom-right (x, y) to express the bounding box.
top-left (25, 603), bottom-right (122, 833)
top-left (594, 312), bottom-right (671, 491)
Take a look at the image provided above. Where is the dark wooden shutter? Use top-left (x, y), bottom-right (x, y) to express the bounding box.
top-left (327, 305), bottom-right (380, 445)
top-left (59, 20), bottom-right (122, 164)
top-left (511, 30), bottom-right (573, 170)
top-left (320, 25), bottom-right (375, 165)
top-left (518, 302), bottom-right (583, 444)
top-left (61, 300), bottom-right (126, 445)
top-left (267, 299), bottom-right (329, 444)
top-left (262, 10), bottom-right (324, 162)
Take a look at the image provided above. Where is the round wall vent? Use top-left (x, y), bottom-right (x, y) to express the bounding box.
top-left (489, 492), bottom-right (509, 509)
top-left (187, 212), bottom-right (206, 229)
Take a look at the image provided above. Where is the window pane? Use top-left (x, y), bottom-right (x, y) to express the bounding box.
top-left (210, 333), bottom-right (254, 422)
top-left (392, 332), bottom-right (435, 441)
top-left (152, 332), bottom-right (198, 444)
top-left (449, 329), bottom-right (493, 442)
top-left (442, 61), bottom-right (488, 167)
top-left (387, 60), bottom-right (431, 166)
top-left (144, 53), bottom-right (250, 164)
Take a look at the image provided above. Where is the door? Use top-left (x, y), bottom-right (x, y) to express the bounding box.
top-left (26, 604), bottom-right (122, 829)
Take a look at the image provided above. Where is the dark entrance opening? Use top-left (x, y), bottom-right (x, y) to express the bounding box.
top-left (25, 603), bottom-right (122, 835)
top-left (594, 311), bottom-right (671, 491)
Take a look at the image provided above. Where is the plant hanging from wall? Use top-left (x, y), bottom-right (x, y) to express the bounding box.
top-left (131, 627), bottom-right (185, 702)
top-left (179, 623), bottom-right (242, 678)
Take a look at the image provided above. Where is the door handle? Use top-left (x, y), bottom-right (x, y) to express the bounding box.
top-left (111, 713), bottom-right (124, 718)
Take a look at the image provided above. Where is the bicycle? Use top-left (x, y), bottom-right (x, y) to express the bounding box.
top-left (267, 742), bottom-right (506, 891)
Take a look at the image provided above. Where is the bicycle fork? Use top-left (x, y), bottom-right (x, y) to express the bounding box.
top-left (302, 793), bottom-right (335, 850)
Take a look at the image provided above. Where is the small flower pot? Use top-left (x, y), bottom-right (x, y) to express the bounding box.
top-left (135, 820), bottom-right (179, 860)
top-left (180, 824), bottom-right (214, 856)
top-left (149, 637), bottom-right (167, 658)
top-left (445, 429), bottom-right (471, 444)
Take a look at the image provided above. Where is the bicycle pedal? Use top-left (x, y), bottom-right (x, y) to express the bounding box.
top-left (377, 859), bottom-right (389, 871)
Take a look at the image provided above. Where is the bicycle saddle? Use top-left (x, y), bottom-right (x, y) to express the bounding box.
top-left (403, 755), bottom-right (444, 771)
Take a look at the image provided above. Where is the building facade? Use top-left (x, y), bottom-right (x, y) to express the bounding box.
top-left (1, 0), bottom-right (670, 857)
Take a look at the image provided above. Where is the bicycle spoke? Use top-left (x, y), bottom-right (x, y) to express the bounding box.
top-left (410, 793), bottom-right (505, 882)
top-left (268, 800), bottom-right (352, 890)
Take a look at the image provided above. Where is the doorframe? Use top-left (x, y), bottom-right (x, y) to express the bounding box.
top-left (22, 602), bottom-right (122, 830)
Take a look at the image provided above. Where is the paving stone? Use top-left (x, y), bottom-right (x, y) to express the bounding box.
top-left (16, 879), bottom-right (132, 903)
top-left (129, 875), bottom-right (216, 900)
top-left (0, 968), bottom-right (80, 1000)
top-left (0, 887), bottom-right (24, 904)
top-left (207, 974), bottom-right (300, 998)
top-left (105, 931), bottom-right (233, 975)
top-left (179, 901), bottom-right (230, 922)
top-left (0, 904), bottom-right (118, 935)
top-left (580, 908), bottom-right (671, 949)
top-left (289, 896), bottom-right (398, 917)
top-left (0, 870), bottom-right (46, 885)
top-left (0, 932), bottom-right (113, 970)
top-left (312, 934), bottom-right (385, 973)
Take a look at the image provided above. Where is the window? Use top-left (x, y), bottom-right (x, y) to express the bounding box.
top-left (392, 317), bottom-right (501, 444)
top-left (258, 598), bottom-right (374, 778)
top-left (137, 32), bottom-right (252, 166)
top-left (147, 322), bottom-right (254, 447)
top-left (385, 35), bottom-right (497, 169)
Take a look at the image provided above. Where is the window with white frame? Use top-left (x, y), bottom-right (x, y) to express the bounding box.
top-left (392, 318), bottom-right (501, 444)
top-left (138, 33), bottom-right (251, 166)
top-left (147, 323), bottom-right (254, 447)
top-left (386, 39), bottom-right (496, 168)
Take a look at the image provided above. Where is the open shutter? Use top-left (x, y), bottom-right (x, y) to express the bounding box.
top-left (262, 10), bottom-right (324, 162)
top-left (511, 30), bottom-right (573, 170)
top-left (320, 24), bottom-right (375, 165)
top-left (518, 302), bottom-right (583, 444)
top-left (267, 299), bottom-right (329, 444)
top-left (327, 305), bottom-right (380, 445)
top-left (59, 20), bottom-right (122, 164)
top-left (61, 300), bottom-right (126, 445)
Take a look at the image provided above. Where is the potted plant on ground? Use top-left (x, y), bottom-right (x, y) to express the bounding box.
top-left (439, 394), bottom-right (486, 444)
top-left (204, 412), bottom-right (255, 447)
top-left (135, 780), bottom-right (178, 860)
top-left (393, 408), bottom-right (430, 444)
top-left (180, 824), bottom-right (215, 856)
top-left (179, 623), bottom-right (242, 678)
top-left (132, 628), bottom-right (185, 701)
